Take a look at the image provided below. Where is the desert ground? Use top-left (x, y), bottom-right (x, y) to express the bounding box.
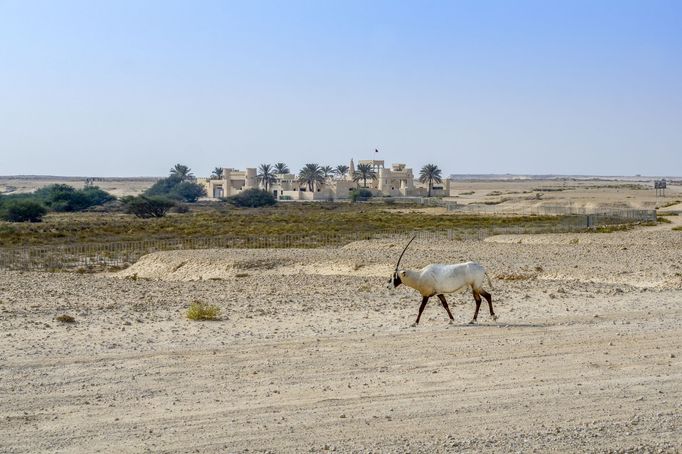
top-left (1, 219), bottom-right (681, 452)
top-left (1, 177), bottom-right (681, 452)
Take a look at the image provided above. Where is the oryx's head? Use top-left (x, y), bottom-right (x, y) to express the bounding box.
top-left (387, 235), bottom-right (416, 289)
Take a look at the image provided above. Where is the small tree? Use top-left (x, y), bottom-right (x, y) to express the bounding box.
top-left (419, 164), bottom-right (443, 197)
top-left (123, 195), bottom-right (176, 218)
top-left (145, 164), bottom-right (204, 203)
top-left (170, 181), bottom-right (206, 202)
top-left (228, 189), bottom-right (277, 208)
top-left (1, 200), bottom-right (48, 222)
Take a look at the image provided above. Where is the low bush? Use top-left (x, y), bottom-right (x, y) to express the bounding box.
top-left (1, 200), bottom-right (48, 222)
top-left (34, 184), bottom-right (114, 212)
top-left (350, 188), bottom-right (373, 202)
top-left (123, 195), bottom-right (176, 218)
top-left (228, 189), bottom-right (277, 208)
top-left (169, 181), bottom-right (206, 202)
top-left (187, 302), bottom-right (221, 320)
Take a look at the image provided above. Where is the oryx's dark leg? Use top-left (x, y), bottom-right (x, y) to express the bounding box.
top-left (481, 290), bottom-right (497, 320)
top-left (471, 290), bottom-right (482, 324)
top-left (415, 296), bottom-right (429, 325)
top-left (437, 294), bottom-right (455, 322)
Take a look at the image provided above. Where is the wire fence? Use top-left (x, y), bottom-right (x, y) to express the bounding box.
top-left (446, 203), bottom-right (657, 220)
top-left (0, 208), bottom-right (656, 272)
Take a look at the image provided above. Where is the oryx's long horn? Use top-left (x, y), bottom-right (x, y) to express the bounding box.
top-left (394, 235), bottom-right (416, 271)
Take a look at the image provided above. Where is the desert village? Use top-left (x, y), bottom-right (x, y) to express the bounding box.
top-left (201, 159), bottom-right (450, 200)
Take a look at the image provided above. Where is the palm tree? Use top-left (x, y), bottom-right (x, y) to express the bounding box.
top-left (419, 164), bottom-right (443, 197)
top-left (170, 164), bottom-right (194, 181)
top-left (211, 167), bottom-right (223, 179)
top-left (257, 164), bottom-right (277, 192)
top-left (298, 163), bottom-right (325, 192)
top-left (352, 163), bottom-right (377, 188)
top-left (335, 165), bottom-right (349, 179)
top-left (274, 162), bottom-right (290, 175)
top-left (321, 165), bottom-right (334, 179)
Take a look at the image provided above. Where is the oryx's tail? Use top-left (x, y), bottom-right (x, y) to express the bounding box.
top-left (485, 272), bottom-right (494, 291)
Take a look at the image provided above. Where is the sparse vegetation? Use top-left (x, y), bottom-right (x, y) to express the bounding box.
top-left (56, 314), bottom-right (76, 323)
top-left (0, 202), bottom-right (615, 247)
top-left (187, 302), bottom-right (221, 320)
top-left (657, 200), bottom-right (680, 209)
top-left (495, 273), bottom-right (535, 281)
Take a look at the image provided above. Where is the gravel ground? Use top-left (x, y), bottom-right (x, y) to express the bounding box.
top-left (0, 227), bottom-right (680, 453)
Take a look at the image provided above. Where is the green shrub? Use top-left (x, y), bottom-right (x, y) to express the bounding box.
top-left (169, 181), bottom-right (206, 202)
top-left (144, 167), bottom-right (205, 203)
top-left (33, 184), bottom-right (114, 212)
top-left (228, 189), bottom-right (277, 208)
top-left (350, 188), bottom-right (373, 202)
top-left (187, 302), bottom-right (220, 320)
top-left (123, 195), bottom-right (176, 218)
top-left (1, 200), bottom-right (48, 222)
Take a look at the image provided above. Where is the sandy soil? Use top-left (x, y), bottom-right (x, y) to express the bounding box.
top-left (0, 177), bottom-right (158, 198)
top-left (1, 223), bottom-right (681, 452)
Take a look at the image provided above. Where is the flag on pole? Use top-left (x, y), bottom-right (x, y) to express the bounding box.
top-left (375, 148), bottom-right (379, 153)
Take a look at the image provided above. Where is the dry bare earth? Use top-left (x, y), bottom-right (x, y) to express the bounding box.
top-left (1, 228), bottom-right (681, 453)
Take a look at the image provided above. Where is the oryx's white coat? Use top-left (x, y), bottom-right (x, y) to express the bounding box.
top-left (398, 261), bottom-right (492, 297)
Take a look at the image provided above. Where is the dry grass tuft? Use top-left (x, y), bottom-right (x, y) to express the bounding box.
top-left (187, 302), bottom-right (221, 321)
top-left (495, 273), bottom-right (535, 281)
top-left (56, 314), bottom-right (76, 323)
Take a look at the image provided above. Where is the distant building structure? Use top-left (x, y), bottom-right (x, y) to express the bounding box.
top-left (654, 179), bottom-right (667, 197)
top-left (201, 159), bottom-right (449, 200)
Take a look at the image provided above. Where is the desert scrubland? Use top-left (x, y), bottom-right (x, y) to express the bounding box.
top-left (0, 180), bottom-right (681, 453)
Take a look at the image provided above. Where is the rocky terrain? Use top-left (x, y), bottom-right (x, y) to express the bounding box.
top-left (0, 227), bottom-right (680, 452)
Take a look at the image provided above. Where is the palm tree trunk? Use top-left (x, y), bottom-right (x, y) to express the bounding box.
top-left (428, 178), bottom-right (432, 197)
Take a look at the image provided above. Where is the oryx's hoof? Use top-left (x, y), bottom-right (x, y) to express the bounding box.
top-left (468, 319), bottom-right (476, 325)
top-left (411, 322), bottom-right (418, 328)
top-left (492, 314), bottom-right (499, 321)
top-left (448, 319), bottom-right (454, 325)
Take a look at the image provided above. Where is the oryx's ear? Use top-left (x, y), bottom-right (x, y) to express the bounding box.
top-left (399, 270), bottom-right (406, 277)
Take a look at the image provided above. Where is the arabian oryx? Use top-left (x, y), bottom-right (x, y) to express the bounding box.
top-left (388, 236), bottom-right (497, 326)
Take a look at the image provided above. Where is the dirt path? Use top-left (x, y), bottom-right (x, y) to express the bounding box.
top-left (1, 228), bottom-right (681, 452)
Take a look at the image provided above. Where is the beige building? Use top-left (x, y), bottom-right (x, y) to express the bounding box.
top-left (201, 159), bottom-right (449, 200)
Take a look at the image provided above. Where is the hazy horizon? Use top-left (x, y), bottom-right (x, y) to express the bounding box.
top-left (1, 0), bottom-right (681, 177)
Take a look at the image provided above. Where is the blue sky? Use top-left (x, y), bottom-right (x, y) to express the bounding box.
top-left (1, 0), bottom-right (680, 177)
